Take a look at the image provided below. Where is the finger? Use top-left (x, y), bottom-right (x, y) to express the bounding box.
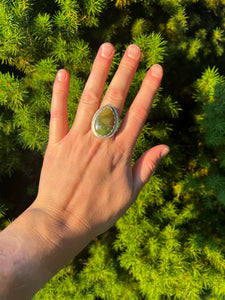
top-left (49, 69), bottom-right (70, 145)
top-left (72, 43), bottom-right (115, 134)
top-left (132, 145), bottom-right (169, 196)
top-left (101, 44), bottom-right (141, 116)
top-left (117, 64), bottom-right (163, 148)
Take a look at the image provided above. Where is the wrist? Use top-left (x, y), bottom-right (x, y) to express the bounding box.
top-left (21, 202), bottom-right (92, 273)
top-left (29, 198), bottom-right (93, 256)
top-left (0, 202), bottom-right (91, 299)
top-left (0, 212), bottom-right (52, 299)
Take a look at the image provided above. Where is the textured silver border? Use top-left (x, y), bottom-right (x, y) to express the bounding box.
top-left (91, 105), bottom-right (119, 139)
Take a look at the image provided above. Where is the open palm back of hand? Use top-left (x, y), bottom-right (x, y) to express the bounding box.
top-left (34, 43), bottom-right (168, 241)
top-left (0, 43), bottom-right (169, 300)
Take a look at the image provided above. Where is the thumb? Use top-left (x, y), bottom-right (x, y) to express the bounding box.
top-left (132, 145), bottom-right (169, 195)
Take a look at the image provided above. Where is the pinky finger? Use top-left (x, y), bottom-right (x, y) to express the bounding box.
top-left (49, 69), bottom-right (70, 145)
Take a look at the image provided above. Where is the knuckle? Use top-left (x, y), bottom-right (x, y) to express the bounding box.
top-left (105, 87), bottom-right (124, 104)
top-left (53, 81), bottom-right (69, 96)
top-left (50, 109), bottom-right (67, 119)
top-left (53, 86), bottom-right (67, 96)
top-left (119, 61), bottom-right (136, 73)
top-left (143, 76), bottom-right (160, 92)
top-left (147, 158), bottom-right (157, 174)
top-left (130, 105), bottom-right (149, 121)
top-left (80, 89), bottom-right (99, 106)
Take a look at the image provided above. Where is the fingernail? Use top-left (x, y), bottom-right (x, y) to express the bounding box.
top-left (150, 64), bottom-right (163, 78)
top-left (57, 69), bottom-right (67, 81)
top-left (101, 43), bottom-right (114, 58)
top-left (161, 147), bottom-right (170, 158)
top-left (127, 44), bottom-right (140, 59)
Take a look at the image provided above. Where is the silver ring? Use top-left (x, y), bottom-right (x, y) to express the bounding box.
top-left (91, 105), bottom-right (119, 139)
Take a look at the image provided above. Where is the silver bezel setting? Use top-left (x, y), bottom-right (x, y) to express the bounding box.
top-left (91, 105), bottom-right (119, 139)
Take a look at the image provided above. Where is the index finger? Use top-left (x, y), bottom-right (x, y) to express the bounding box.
top-left (116, 64), bottom-right (163, 149)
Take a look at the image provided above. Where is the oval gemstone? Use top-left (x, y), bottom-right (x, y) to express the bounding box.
top-left (94, 106), bottom-right (116, 137)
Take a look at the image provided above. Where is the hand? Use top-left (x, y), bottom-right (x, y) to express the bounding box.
top-left (0, 43), bottom-right (169, 299)
top-left (33, 42), bottom-right (168, 240)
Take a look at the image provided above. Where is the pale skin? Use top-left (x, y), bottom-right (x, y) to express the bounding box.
top-left (0, 43), bottom-right (169, 299)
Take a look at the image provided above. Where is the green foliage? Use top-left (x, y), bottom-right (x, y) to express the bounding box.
top-left (133, 33), bottom-right (167, 68)
top-left (0, 204), bottom-right (10, 230)
top-left (184, 68), bottom-right (225, 207)
top-left (0, 0), bottom-right (225, 299)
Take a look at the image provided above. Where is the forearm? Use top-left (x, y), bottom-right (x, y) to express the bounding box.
top-left (0, 204), bottom-right (91, 300)
top-left (0, 43), bottom-right (166, 300)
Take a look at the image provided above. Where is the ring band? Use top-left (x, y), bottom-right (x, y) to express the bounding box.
top-left (91, 105), bottom-right (119, 139)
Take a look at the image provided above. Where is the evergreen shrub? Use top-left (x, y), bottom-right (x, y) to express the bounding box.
top-left (0, 0), bottom-right (225, 299)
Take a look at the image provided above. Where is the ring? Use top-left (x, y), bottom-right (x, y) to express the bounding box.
top-left (91, 105), bottom-right (119, 139)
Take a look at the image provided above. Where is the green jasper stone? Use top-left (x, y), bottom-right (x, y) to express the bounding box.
top-left (94, 107), bottom-right (115, 136)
